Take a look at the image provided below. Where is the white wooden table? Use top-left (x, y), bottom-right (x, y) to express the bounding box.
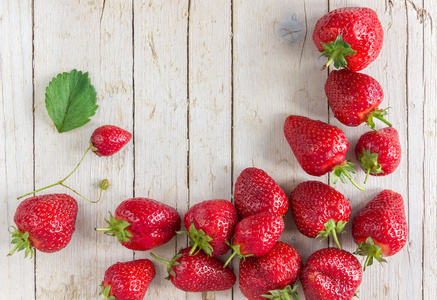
top-left (1, 1), bottom-right (436, 299)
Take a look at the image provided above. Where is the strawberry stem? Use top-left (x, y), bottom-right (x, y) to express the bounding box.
top-left (367, 108), bottom-right (392, 130)
top-left (8, 226), bottom-right (34, 259)
top-left (263, 284), bottom-right (301, 300)
top-left (95, 212), bottom-right (133, 243)
top-left (316, 219), bottom-right (346, 250)
top-left (332, 162), bottom-right (365, 191)
top-left (357, 148), bottom-right (384, 184)
top-left (176, 223), bottom-right (213, 256)
top-left (17, 146), bottom-right (109, 203)
top-left (354, 237), bottom-right (387, 270)
top-left (319, 34), bottom-right (357, 70)
top-left (150, 252), bottom-right (182, 278)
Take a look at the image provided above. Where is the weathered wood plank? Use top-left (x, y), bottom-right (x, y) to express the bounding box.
top-left (423, 1), bottom-right (437, 299)
top-left (0, 1), bottom-right (35, 299)
top-left (33, 0), bottom-right (134, 298)
top-left (132, 0), bottom-right (189, 299)
top-left (187, 1), bottom-right (232, 300)
top-left (232, 0), bottom-right (329, 298)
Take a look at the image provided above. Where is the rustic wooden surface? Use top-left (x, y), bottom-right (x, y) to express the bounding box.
top-left (1, 0), bottom-right (436, 299)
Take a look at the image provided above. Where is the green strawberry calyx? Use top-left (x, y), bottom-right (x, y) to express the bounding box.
top-left (358, 147), bottom-right (384, 183)
top-left (99, 283), bottom-right (115, 300)
top-left (316, 219), bottom-right (347, 250)
top-left (332, 161), bottom-right (366, 191)
top-left (95, 212), bottom-right (133, 243)
top-left (176, 222), bottom-right (214, 256)
top-left (8, 226), bottom-right (34, 259)
top-left (262, 284), bottom-right (301, 300)
top-left (354, 236), bottom-right (387, 270)
top-left (319, 34), bottom-right (357, 70)
top-left (367, 108), bottom-right (392, 130)
top-left (150, 252), bottom-right (182, 279)
top-left (224, 241), bottom-right (254, 267)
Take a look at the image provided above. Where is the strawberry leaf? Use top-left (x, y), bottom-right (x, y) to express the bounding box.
top-left (45, 69), bottom-right (98, 133)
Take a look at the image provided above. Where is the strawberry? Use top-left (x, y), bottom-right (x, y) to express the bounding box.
top-left (239, 241), bottom-right (302, 300)
top-left (9, 194), bottom-right (78, 258)
top-left (325, 69), bottom-right (391, 129)
top-left (90, 125), bottom-right (132, 157)
top-left (96, 197), bottom-right (181, 251)
top-left (100, 259), bottom-right (155, 300)
top-left (352, 190), bottom-right (408, 269)
top-left (283, 115), bottom-right (364, 190)
top-left (225, 211), bottom-right (284, 265)
top-left (290, 181), bottom-right (351, 249)
top-left (301, 248), bottom-right (363, 300)
top-left (151, 247), bottom-right (236, 292)
top-left (234, 167), bottom-right (289, 219)
top-left (313, 7), bottom-right (384, 71)
top-left (355, 127), bottom-right (401, 183)
top-left (177, 199), bottom-right (238, 257)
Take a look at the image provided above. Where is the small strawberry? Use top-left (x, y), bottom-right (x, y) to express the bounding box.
top-left (9, 194), bottom-right (78, 258)
top-left (100, 259), bottom-right (155, 300)
top-left (355, 127), bottom-right (402, 183)
top-left (151, 247), bottom-right (236, 292)
top-left (234, 167), bottom-right (289, 219)
top-left (16, 125), bottom-right (131, 202)
top-left (325, 69), bottom-right (391, 129)
top-left (239, 241), bottom-right (302, 300)
top-left (284, 115), bottom-right (364, 190)
top-left (290, 181), bottom-right (351, 249)
top-left (301, 248), bottom-right (363, 300)
top-left (90, 125), bottom-right (132, 157)
top-left (313, 7), bottom-right (384, 71)
top-left (225, 212), bottom-right (284, 265)
top-left (352, 190), bottom-right (408, 269)
top-left (96, 197), bottom-right (181, 251)
top-left (177, 199), bottom-right (238, 257)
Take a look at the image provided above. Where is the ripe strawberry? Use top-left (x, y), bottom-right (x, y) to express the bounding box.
top-left (301, 248), bottom-right (363, 300)
top-left (239, 241), bottom-right (302, 300)
top-left (325, 69), bottom-right (391, 129)
top-left (9, 194), bottom-right (78, 258)
top-left (96, 197), bottom-right (181, 251)
top-left (100, 259), bottom-right (155, 300)
top-left (355, 127), bottom-right (401, 183)
top-left (290, 181), bottom-right (351, 249)
top-left (177, 199), bottom-right (238, 257)
top-left (234, 167), bottom-right (289, 219)
top-left (352, 190), bottom-right (408, 269)
top-left (151, 247), bottom-right (236, 292)
top-left (313, 7), bottom-right (384, 71)
top-left (225, 212), bottom-right (284, 265)
top-left (284, 115), bottom-right (364, 190)
top-left (90, 125), bottom-right (132, 157)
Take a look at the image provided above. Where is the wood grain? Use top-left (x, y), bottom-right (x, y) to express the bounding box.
top-left (0, 0), bottom-right (436, 299)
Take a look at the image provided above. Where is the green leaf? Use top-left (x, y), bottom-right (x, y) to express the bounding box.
top-left (45, 69), bottom-right (98, 133)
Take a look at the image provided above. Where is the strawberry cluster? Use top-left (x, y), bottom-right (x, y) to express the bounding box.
top-left (8, 6), bottom-right (409, 300)
top-left (281, 6), bottom-right (408, 300)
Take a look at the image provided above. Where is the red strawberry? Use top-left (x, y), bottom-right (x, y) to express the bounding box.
top-left (355, 127), bottom-right (401, 183)
top-left (90, 125), bottom-right (132, 157)
top-left (234, 167), bottom-right (289, 219)
top-left (9, 194), bottom-right (78, 258)
top-left (284, 115), bottom-right (364, 190)
top-left (325, 69), bottom-right (391, 129)
top-left (290, 181), bottom-right (351, 249)
top-left (96, 197), bottom-right (181, 251)
top-left (352, 190), bottom-right (408, 269)
top-left (313, 7), bottom-right (383, 71)
top-left (177, 199), bottom-right (238, 257)
top-left (100, 259), bottom-right (155, 300)
top-left (151, 247), bottom-right (236, 292)
top-left (301, 248), bottom-right (363, 300)
top-left (225, 212), bottom-right (284, 265)
top-left (239, 241), bottom-right (302, 300)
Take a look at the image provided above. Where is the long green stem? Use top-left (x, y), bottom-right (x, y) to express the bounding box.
top-left (340, 167), bottom-right (366, 191)
top-left (16, 146), bottom-right (106, 203)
